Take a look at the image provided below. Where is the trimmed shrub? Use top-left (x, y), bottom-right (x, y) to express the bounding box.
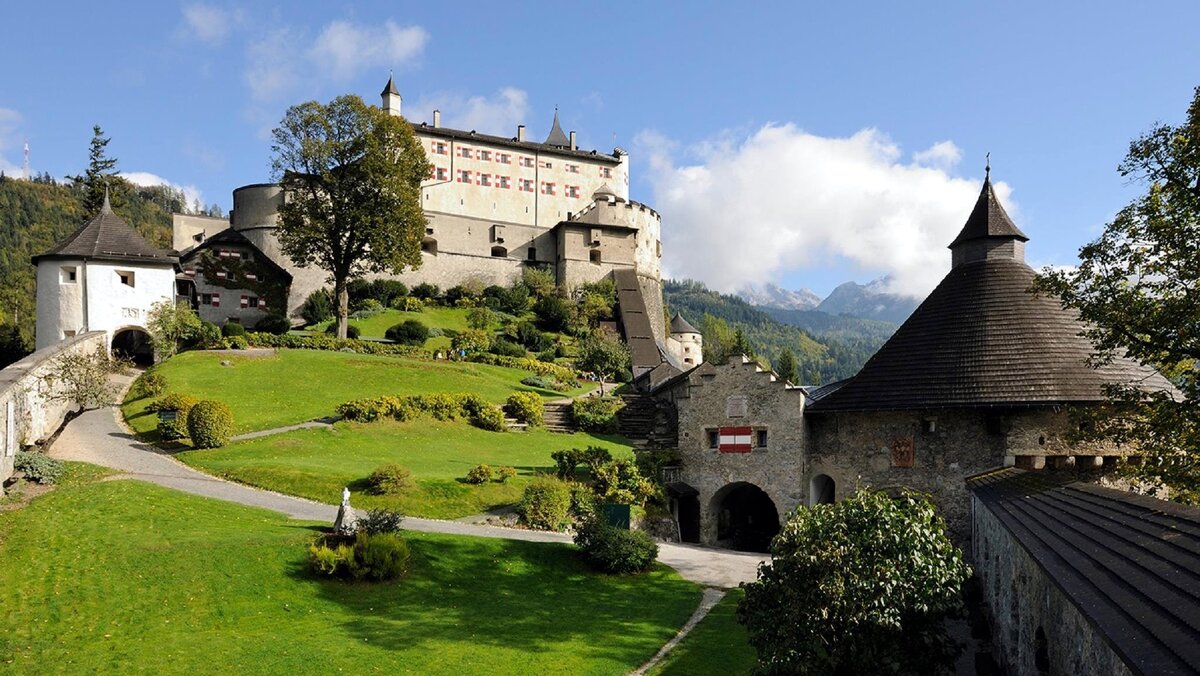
top-left (324, 323), bottom-right (362, 339)
top-left (515, 321), bottom-right (551, 351)
top-left (574, 518), bottom-right (658, 574)
top-left (139, 371), bottom-right (167, 398)
top-left (366, 463), bottom-right (413, 494)
top-left (519, 476), bottom-right (572, 531)
top-left (571, 397), bottom-right (624, 433)
top-left (464, 464), bottom-right (494, 484)
top-left (504, 391), bottom-right (544, 427)
top-left (472, 404), bottom-right (508, 432)
top-left (411, 282), bottom-right (441, 301)
top-left (14, 450), bottom-right (64, 485)
top-left (465, 353), bottom-right (580, 381)
top-left (497, 466), bottom-right (518, 483)
top-left (187, 399), bottom-right (234, 448)
top-left (351, 298), bottom-right (385, 318)
top-left (309, 531), bottom-right (410, 581)
top-left (300, 288), bottom-right (334, 325)
top-left (221, 322), bottom-right (246, 337)
top-left (521, 375), bottom-right (571, 392)
top-left (385, 319), bottom-right (429, 346)
top-left (489, 337), bottom-right (527, 358)
top-left (337, 393), bottom-right (505, 432)
top-left (358, 508), bottom-right (405, 535)
top-left (253, 314), bottom-right (291, 335)
top-left (222, 335), bottom-right (249, 350)
top-left (151, 393), bottom-right (199, 441)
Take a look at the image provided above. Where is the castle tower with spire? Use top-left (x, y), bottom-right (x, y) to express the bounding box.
top-left (381, 74), bottom-right (402, 117)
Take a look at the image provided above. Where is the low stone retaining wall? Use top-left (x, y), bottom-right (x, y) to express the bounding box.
top-left (0, 331), bottom-right (108, 489)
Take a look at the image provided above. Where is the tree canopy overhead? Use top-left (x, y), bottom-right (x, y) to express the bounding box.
top-left (1034, 85), bottom-right (1200, 501)
top-left (271, 95), bottom-right (430, 338)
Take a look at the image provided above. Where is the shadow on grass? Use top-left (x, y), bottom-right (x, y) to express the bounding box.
top-left (290, 533), bottom-right (699, 668)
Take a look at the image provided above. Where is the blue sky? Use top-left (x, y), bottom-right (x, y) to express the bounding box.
top-left (2, 2), bottom-right (1197, 299)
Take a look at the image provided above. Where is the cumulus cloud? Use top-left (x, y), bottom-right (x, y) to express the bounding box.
top-left (639, 124), bottom-right (1014, 299)
top-left (181, 4), bottom-right (241, 44)
top-left (309, 20), bottom-right (429, 80)
top-left (407, 88), bottom-right (530, 136)
top-left (121, 172), bottom-right (205, 209)
top-left (913, 140), bottom-right (962, 170)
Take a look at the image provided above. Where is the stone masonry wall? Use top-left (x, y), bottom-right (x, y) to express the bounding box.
top-left (973, 497), bottom-right (1133, 675)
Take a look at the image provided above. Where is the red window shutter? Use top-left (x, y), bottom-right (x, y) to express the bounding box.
top-left (212, 294), bottom-right (220, 308)
top-left (240, 295), bottom-right (249, 308)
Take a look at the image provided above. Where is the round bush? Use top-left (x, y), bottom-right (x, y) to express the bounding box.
top-left (194, 320), bottom-right (221, 348)
top-left (519, 476), bottom-right (572, 531)
top-left (187, 399), bottom-right (234, 448)
top-left (451, 329), bottom-right (490, 355)
top-left (472, 405), bottom-right (508, 432)
top-left (152, 393), bottom-right (199, 441)
top-left (497, 466), bottom-right (518, 483)
top-left (221, 321), bottom-right (246, 337)
top-left (139, 371), bottom-right (167, 397)
top-left (574, 519), bottom-right (659, 574)
top-left (464, 464), bottom-right (494, 484)
top-left (385, 319), bottom-right (430, 346)
top-left (253, 314), bottom-right (291, 335)
top-left (366, 463), bottom-right (413, 494)
top-left (504, 391), bottom-right (544, 427)
top-left (411, 282), bottom-right (441, 301)
top-left (324, 323), bottom-right (361, 339)
top-left (489, 338), bottom-right (526, 358)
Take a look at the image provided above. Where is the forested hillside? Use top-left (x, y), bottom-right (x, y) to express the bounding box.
top-left (0, 175), bottom-right (181, 341)
top-left (663, 279), bottom-right (891, 384)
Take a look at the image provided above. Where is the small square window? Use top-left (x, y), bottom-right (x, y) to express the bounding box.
top-left (707, 429), bottom-right (719, 449)
top-left (756, 430), bottom-right (768, 448)
top-left (116, 270), bottom-right (135, 287)
top-left (201, 293), bottom-right (212, 305)
top-left (248, 296), bottom-right (260, 308)
top-left (60, 266), bottom-right (77, 283)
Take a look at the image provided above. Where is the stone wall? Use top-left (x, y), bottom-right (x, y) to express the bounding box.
top-left (669, 358), bottom-right (809, 543)
top-left (972, 497), bottom-right (1133, 675)
top-left (0, 331), bottom-right (108, 492)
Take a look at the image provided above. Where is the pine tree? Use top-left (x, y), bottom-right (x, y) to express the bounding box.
top-left (732, 327), bottom-right (754, 359)
top-left (775, 348), bottom-right (798, 384)
top-left (69, 125), bottom-right (121, 214)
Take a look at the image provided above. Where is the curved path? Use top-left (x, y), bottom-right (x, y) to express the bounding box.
top-left (49, 375), bottom-right (768, 589)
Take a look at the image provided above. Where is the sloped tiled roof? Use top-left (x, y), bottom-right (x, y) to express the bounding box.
top-left (32, 195), bottom-right (175, 266)
top-left (811, 257), bottom-right (1178, 411)
top-left (614, 269), bottom-right (662, 377)
top-left (669, 313), bottom-right (699, 334)
top-left (179, 228), bottom-right (292, 282)
top-left (949, 177), bottom-right (1028, 248)
top-left (381, 75), bottom-right (400, 97)
top-left (969, 468), bottom-right (1200, 674)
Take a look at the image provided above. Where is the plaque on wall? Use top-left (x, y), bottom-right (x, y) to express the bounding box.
top-left (891, 437), bottom-right (915, 468)
top-left (726, 395), bottom-right (747, 418)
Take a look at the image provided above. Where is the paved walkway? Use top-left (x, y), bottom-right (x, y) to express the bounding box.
top-left (49, 374), bottom-right (768, 588)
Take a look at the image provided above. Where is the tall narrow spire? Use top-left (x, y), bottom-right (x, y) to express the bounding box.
top-left (101, 185), bottom-right (112, 214)
top-left (380, 73), bottom-right (402, 117)
top-left (544, 107), bottom-right (569, 147)
top-left (948, 167), bottom-right (1029, 267)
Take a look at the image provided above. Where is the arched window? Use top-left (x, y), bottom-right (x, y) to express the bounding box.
top-left (589, 249), bottom-right (602, 264)
top-left (421, 237), bottom-right (438, 255)
top-left (809, 474), bottom-right (835, 505)
top-left (491, 245), bottom-right (508, 258)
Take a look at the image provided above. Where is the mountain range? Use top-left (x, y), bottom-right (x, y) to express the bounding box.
top-left (738, 278), bottom-right (920, 324)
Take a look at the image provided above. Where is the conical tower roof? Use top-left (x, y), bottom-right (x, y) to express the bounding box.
top-left (33, 192), bottom-right (175, 265)
top-left (670, 313), bottom-right (700, 335)
top-left (949, 173), bottom-right (1027, 248)
top-left (544, 109), bottom-right (569, 147)
top-left (381, 74), bottom-right (400, 97)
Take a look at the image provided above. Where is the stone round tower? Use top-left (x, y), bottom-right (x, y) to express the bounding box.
top-left (667, 313), bottom-right (703, 367)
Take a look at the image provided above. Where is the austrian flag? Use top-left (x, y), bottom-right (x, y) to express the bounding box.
top-left (718, 427), bottom-right (753, 453)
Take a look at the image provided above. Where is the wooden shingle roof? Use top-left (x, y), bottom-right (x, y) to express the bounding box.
top-left (32, 194), bottom-right (175, 266)
top-left (949, 176), bottom-right (1028, 247)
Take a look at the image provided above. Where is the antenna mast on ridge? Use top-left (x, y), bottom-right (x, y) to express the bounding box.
top-left (23, 139), bottom-right (30, 180)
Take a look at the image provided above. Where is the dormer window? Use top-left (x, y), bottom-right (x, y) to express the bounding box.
top-left (116, 270), bottom-right (135, 288)
top-left (60, 266), bottom-right (77, 284)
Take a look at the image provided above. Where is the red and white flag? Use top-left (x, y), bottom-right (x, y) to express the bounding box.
top-left (719, 426), bottom-right (752, 453)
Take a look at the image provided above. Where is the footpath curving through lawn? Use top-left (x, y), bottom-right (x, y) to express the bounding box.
top-left (180, 419), bottom-right (634, 519)
top-left (649, 590), bottom-right (757, 675)
top-left (122, 349), bottom-right (589, 437)
top-left (0, 466), bottom-right (701, 674)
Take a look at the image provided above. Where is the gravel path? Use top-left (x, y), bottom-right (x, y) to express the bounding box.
top-left (49, 374), bottom-right (768, 588)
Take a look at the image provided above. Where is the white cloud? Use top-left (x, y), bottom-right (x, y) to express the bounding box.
top-left (912, 140), bottom-right (962, 170)
top-left (639, 124), bottom-right (1015, 299)
top-left (181, 4), bottom-right (240, 44)
top-left (245, 27), bottom-right (302, 103)
top-left (121, 172), bottom-right (205, 209)
top-left (0, 108), bottom-right (25, 176)
top-left (309, 20), bottom-right (428, 81)
top-left (407, 88), bottom-right (530, 136)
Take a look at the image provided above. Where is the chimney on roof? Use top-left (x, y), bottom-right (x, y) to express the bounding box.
top-left (569, 131), bottom-right (576, 151)
top-left (433, 110), bottom-right (441, 128)
top-left (517, 124), bottom-right (526, 142)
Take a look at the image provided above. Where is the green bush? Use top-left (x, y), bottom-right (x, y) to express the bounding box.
top-left (570, 482), bottom-right (597, 520)
top-left (324, 323), bottom-right (362, 339)
top-left (222, 335), bottom-right (249, 350)
top-left (358, 508), bottom-right (405, 535)
top-left (574, 518), bottom-right (658, 574)
top-left (497, 466), bottom-right (518, 483)
top-left (139, 371), bottom-right (167, 397)
top-left (14, 450), bottom-right (64, 485)
top-left (551, 448), bottom-right (585, 479)
top-left (592, 459), bottom-right (657, 507)
top-left (582, 446), bottom-right (613, 473)
top-left (366, 463), bottom-right (413, 494)
top-left (464, 464), bottom-right (494, 484)
top-left (221, 321), bottom-right (246, 337)
top-left (504, 391), bottom-right (544, 427)
top-left (385, 319), bottom-right (429, 345)
top-left (465, 352), bottom-right (579, 381)
top-left (351, 298), bottom-right (385, 317)
top-left (465, 306), bottom-right (493, 330)
top-left (187, 399), bottom-right (234, 448)
top-left (571, 397), bottom-right (624, 433)
top-left (519, 476), bottom-right (572, 531)
top-left (472, 404), bottom-right (508, 432)
top-left (148, 392), bottom-right (199, 441)
top-left (309, 531), bottom-right (410, 582)
top-left (534, 295), bottom-right (572, 332)
top-left (451, 329), bottom-right (490, 355)
top-left (489, 337), bottom-right (527, 358)
top-left (411, 282), bottom-right (441, 301)
top-left (515, 321), bottom-right (551, 351)
top-left (522, 267), bottom-right (557, 298)
top-left (521, 375), bottom-right (572, 392)
top-left (253, 314), bottom-right (291, 335)
top-left (244, 331), bottom-right (428, 358)
top-left (301, 288), bottom-right (335, 325)
top-left (194, 320), bottom-right (221, 348)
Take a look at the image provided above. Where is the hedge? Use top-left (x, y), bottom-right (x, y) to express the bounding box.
top-left (187, 400), bottom-right (234, 448)
top-left (466, 352), bottom-right (579, 381)
top-left (337, 392), bottom-right (506, 432)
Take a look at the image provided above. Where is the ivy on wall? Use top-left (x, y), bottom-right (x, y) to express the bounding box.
top-left (194, 249), bottom-right (289, 313)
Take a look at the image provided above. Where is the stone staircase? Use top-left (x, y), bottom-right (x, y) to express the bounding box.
top-left (543, 402), bottom-right (576, 434)
top-left (617, 393), bottom-right (678, 450)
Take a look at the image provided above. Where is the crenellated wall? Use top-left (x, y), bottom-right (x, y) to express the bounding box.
top-left (0, 331), bottom-right (108, 492)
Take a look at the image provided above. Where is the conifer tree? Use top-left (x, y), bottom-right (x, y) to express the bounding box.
top-left (69, 125), bottom-right (122, 214)
top-left (775, 348), bottom-right (798, 384)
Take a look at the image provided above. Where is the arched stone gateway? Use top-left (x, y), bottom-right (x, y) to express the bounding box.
top-left (111, 327), bottom-right (154, 365)
top-left (809, 474), bottom-right (836, 506)
top-left (712, 482), bottom-right (780, 553)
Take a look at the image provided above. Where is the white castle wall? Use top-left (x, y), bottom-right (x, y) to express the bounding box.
top-left (35, 259), bottom-right (175, 350)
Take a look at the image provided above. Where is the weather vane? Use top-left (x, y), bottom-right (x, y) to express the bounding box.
top-left (985, 152), bottom-right (991, 180)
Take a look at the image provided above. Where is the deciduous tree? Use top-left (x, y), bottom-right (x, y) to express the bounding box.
top-left (146, 299), bottom-right (202, 359)
top-left (1034, 86), bottom-right (1200, 501)
top-left (575, 330), bottom-right (631, 387)
top-left (271, 95), bottom-right (430, 338)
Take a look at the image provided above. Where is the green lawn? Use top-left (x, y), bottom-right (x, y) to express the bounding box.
top-left (0, 469), bottom-right (700, 674)
top-left (316, 306), bottom-right (491, 350)
top-left (179, 419), bottom-right (634, 519)
top-left (123, 349), bottom-right (585, 437)
top-left (651, 590), bottom-right (757, 675)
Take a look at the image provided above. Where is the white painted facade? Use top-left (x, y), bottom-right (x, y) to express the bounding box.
top-left (666, 328), bottom-right (703, 367)
top-left (35, 258), bottom-right (175, 351)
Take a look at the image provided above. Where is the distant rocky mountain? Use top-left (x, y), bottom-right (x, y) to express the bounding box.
top-left (737, 283), bottom-right (821, 311)
top-left (814, 279), bottom-right (920, 324)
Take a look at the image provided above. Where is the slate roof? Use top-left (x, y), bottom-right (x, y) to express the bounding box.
top-left (670, 313), bottom-right (699, 335)
top-left (416, 123), bottom-right (620, 163)
top-left (949, 176), bottom-right (1028, 247)
top-left (810, 258), bottom-right (1177, 411)
top-left (179, 228), bottom-right (292, 282)
top-left (32, 194), bottom-right (175, 266)
top-left (544, 109), bottom-right (570, 147)
top-left (381, 75), bottom-right (400, 97)
top-left (969, 468), bottom-right (1200, 674)
top-left (614, 269), bottom-right (663, 377)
